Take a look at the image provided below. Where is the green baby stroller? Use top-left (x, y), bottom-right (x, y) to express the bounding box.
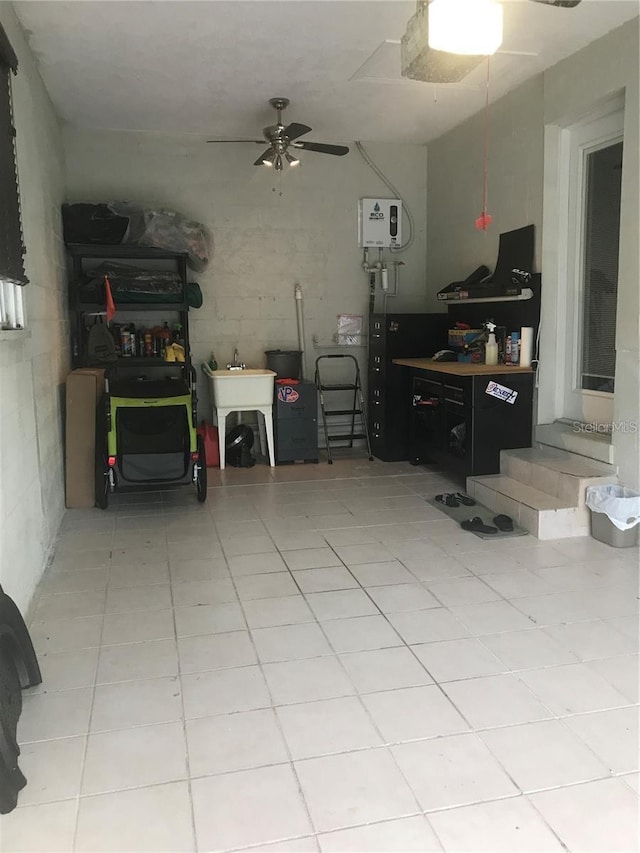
top-left (95, 367), bottom-right (207, 508)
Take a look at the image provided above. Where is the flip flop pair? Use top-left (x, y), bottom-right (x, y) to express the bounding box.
top-left (461, 516), bottom-right (498, 534)
top-left (436, 492), bottom-right (476, 508)
top-left (460, 513), bottom-right (514, 534)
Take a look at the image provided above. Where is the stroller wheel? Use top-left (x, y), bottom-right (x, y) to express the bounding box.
top-left (196, 435), bottom-right (208, 503)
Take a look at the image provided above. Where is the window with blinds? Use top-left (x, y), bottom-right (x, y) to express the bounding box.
top-left (580, 140), bottom-right (623, 394)
top-left (0, 23), bottom-right (27, 330)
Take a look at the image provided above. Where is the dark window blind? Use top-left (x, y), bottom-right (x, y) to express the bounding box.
top-left (0, 23), bottom-right (27, 286)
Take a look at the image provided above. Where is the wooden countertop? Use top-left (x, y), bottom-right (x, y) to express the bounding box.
top-left (392, 358), bottom-right (533, 376)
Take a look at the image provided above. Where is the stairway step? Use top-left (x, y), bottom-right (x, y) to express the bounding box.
top-left (535, 422), bottom-right (615, 465)
top-left (501, 448), bottom-right (617, 504)
top-left (325, 409), bottom-right (362, 417)
top-left (327, 433), bottom-right (367, 442)
top-left (466, 474), bottom-right (591, 540)
top-left (319, 383), bottom-right (358, 391)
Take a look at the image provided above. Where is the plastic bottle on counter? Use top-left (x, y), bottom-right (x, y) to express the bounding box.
top-left (511, 332), bottom-right (520, 364)
top-left (485, 332), bottom-right (498, 366)
top-left (208, 351), bottom-right (218, 371)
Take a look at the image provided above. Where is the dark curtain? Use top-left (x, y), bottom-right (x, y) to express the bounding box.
top-left (0, 23), bottom-right (27, 286)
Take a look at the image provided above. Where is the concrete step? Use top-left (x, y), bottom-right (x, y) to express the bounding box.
top-left (501, 447), bottom-right (618, 506)
top-left (466, 474), bottom-right (592, 540)
top-left (535, 422), bottom-right (615, 465)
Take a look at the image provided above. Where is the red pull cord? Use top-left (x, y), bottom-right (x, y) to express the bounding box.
top-left (475, 57), bottom-right (493, 231)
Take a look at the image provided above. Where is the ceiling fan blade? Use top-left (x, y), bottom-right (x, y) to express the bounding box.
top-left (254, 148), bottom-right (274, 166)
top-left (292, 142), bottom-right (349, 156)
top-left (529, 0), bottom-right (582, 6)
top-left (207, 139), bottom-right (264, 144)
top-left (283, 122), bottom-right (312, 141)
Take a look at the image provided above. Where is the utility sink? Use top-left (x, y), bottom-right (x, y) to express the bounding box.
top-left (208, 368), bottom-right (276, 409)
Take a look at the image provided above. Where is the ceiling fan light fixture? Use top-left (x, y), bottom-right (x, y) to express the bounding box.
top-left (428, 0), bottom-right (503, 56)
top-left (274, 154), bottom-right (284, 172)
top-left (262, 155), bottom-right (275, 167)
top-left (285, 151), bottom-right (300, 167)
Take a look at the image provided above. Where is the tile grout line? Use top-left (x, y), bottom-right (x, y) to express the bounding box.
top-left (68, 513), bottom-right (116, 853)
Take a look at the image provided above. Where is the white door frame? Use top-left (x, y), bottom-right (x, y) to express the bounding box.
top-left (563, 110), bottom-right (623, 424)
top-left (538, 94), bottom-right (625, 434)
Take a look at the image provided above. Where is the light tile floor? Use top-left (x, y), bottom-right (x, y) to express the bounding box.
top-left (4, 457), bottom-right (639, 852)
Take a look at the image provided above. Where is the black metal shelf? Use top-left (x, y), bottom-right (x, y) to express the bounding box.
top-left (75, 302), bottom-right (188, 313)
top-left (67, 244), bottom-right (192, 371)
top-left (115, 357), bottom-right (181, 366)
top-left (66, 243), bottom-right (188, 260)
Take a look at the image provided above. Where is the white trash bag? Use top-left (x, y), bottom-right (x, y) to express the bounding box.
top-left (586, 485), bottom-right (640, 531)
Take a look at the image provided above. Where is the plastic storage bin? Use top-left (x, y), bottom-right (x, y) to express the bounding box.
top-left (586, 484), bottom-right (640, 548)
top-left (590, 511), bottom-right (638, 548)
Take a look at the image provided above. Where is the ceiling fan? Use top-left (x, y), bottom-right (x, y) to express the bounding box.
top-left (207, 98), bottom-right (349, 170)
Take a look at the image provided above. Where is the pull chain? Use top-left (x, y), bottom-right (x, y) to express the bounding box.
top-left (475, 57), bottom-right (493, 231)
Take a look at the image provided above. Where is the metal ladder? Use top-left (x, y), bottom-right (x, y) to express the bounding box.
top-left (314, 354), bottom-right (373, 464)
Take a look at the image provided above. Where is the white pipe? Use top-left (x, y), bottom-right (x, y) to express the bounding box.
top-left (295, 283), bottom-right (306, 379)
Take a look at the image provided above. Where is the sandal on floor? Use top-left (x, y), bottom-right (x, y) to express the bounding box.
top-left (436, 493), bottom-right (460, 508)
top-left (493, 514), bottom-right (514, 532)
top-left (455, 492), bottom-right (476, 506)
top-left (461, 516), bottom-right (498, 534)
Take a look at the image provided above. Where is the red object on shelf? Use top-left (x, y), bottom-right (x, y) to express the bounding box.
top-left (197, 422), bottom-right (220, 467)
top-left (104, 275), bottom-right (116, 322)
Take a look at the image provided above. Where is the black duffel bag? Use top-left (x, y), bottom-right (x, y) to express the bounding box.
top-left (62, 203), bottom-right (129, 245)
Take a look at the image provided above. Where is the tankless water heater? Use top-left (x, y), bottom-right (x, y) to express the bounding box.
top-left (358, 198), bottom-right (402, 248)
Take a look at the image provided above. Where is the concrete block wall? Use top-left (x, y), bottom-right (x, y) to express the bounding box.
top-left (0, 6), bottom-right (69, 614)
top-left (426, 75), bottom-right (544, 292)
top-left (62, 130), bottom-right (434, 412)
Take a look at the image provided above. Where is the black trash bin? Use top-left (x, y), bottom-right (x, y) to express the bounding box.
top-left (265, 350), bottom-right (302, 380)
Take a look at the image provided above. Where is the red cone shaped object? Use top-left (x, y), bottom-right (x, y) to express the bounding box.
top-left (104, 275), bottom-right (116, 322)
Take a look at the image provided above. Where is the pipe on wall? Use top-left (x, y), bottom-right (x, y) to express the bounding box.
top-left (295, 283), bottom-right (306, 379)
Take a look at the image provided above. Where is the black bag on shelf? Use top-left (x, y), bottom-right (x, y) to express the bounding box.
top-left (62, 203), bottom-right (129, 245)
top-left (87, 317), bottom-right (117, 365)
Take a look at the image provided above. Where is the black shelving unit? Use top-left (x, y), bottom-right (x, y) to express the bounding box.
top-left (67, 244), bottom-right (191, 379)
top-left (410, 369), bottom-right (534, 478)
top-left (368, 313), bottom-right (449, 462)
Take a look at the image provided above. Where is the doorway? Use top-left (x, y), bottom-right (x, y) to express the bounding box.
top-left (563, 108), bottom-right (624, 427)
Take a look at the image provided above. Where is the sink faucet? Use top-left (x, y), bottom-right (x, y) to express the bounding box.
top-left (227, 348), bottom-right (246, 370)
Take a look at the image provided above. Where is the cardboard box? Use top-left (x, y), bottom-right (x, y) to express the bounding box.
top-left (448, 328), bottom-right (483, 349)
top-left (65, 368), bottom-right (105, 508)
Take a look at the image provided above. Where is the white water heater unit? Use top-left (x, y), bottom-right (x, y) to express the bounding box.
top-left (358, 198), bottom-right (402, 248)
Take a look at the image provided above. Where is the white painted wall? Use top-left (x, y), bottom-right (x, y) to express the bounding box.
top-left (542, 21), bottom-right (639, 489)
top-left (0, 6), bottom-right (68, 613)
top-left (63, 130), bottom-right (431, 406)
top-left (426, 75), bottom-right (544, 304)
top-left (426, 20), bottom-right (639, 487)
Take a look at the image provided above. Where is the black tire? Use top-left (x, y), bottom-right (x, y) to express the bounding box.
top-left (196, 435), bottom-right (207, 502)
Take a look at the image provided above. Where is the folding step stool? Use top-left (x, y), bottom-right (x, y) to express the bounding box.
top-left (314, 354), bottom-right (374, 464)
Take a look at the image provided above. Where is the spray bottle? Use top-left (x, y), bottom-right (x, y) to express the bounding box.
top-left (484, 321), bottom-right (498, 366)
